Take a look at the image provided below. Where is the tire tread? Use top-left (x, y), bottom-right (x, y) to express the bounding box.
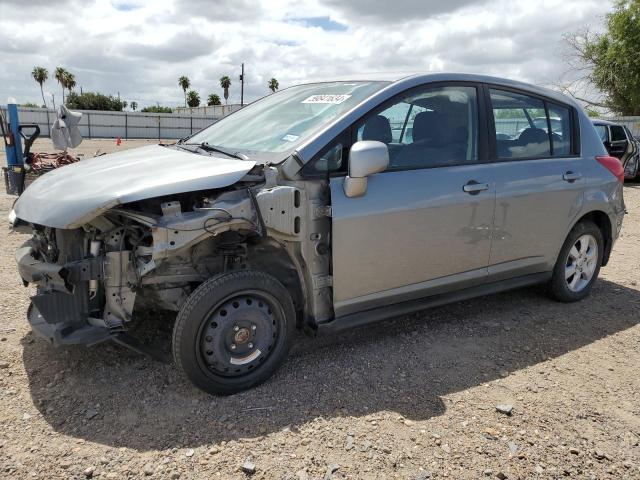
top-left (172, 270), bottom-right (295, 395)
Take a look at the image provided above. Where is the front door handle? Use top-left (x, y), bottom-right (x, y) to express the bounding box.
top-left (562, 171), bottom-right (582, 182)
top-left (463, 181), bottom-right (490, 194)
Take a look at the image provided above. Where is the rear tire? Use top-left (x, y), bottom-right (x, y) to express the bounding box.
top-left (172, 270), bottom-right (295, 395)
top-left (548, 221), bottom-right (603, 303)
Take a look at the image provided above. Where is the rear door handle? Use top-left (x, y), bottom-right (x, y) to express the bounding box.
top-left (463, 181), bottom-right (490, 194)
top-left (562, 171), bottom-right (582, 182)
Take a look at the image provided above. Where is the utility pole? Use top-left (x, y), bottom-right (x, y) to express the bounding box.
top-left (239, 63), bottom-right (244, 107)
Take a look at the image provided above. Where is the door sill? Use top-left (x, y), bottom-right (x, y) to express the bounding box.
top-left (317, 272), bottom-right (552, 335)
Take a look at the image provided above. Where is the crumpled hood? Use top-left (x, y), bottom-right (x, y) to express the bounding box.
top-left (14, 144), bottom-right (256, 228)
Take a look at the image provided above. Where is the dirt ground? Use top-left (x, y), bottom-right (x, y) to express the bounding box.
top-left (0, 138), bottom-right (163, 167)
top-left (0, 144), bottom-right (639, 479)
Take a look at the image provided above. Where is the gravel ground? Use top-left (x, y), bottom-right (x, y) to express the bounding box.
top-left (0, 138), bottom-right (164, 167)
top-left (0, 152), bottom-right (639, 479)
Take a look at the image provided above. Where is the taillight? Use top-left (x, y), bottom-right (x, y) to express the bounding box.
top-left (596, 155), bottom-right (624, 183)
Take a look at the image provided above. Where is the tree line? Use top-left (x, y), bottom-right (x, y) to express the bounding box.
top-left (30, 65), bottom-right (281, 112)
top-left (177, 75), bottom-right (280, 108)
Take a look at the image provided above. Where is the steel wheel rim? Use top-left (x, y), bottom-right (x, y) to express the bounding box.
top-left (565, 234), bottom-right (598, 292)
top-left (197, 290), bottom-right (281, 378)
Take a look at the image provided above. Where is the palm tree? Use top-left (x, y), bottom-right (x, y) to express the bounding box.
top-left (54, 67), bottom-right (68, 103)
top-left (130, 101), bottom-right (138, 111)
top-left (207, 93), bottom-right (221, 106)
top-left (178, 76), bottom-right (190, 107)
top-left (186, 90), bottom-right (200, 108)
top-left (268, 78), bottom-right (279, 93)
top-left (220, 75), bottom-right (231, 105)
top-left (31, 67), bottom-right (48, 108)
top-left (63, 72), bottom-right (76, 96)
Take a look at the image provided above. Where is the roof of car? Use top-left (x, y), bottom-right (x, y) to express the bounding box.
top-left (309, 72), bottom-right (577, 108)
top-left (591, 119), bottom-right (619, 126)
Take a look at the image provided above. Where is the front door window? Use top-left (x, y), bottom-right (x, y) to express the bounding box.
top-left (356, 85), bottom-right (479, 170)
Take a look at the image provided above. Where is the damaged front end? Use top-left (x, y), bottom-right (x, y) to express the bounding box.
top-left (16, 185), bottom-right (264, 349)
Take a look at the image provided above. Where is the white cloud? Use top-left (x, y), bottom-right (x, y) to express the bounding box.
top-left (0, 0), bottom-right (612, 109)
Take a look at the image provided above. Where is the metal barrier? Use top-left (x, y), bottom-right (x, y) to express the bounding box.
top-left (0, 107), bottom-right (226, 140)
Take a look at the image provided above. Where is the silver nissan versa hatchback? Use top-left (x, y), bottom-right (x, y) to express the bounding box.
top-left (10, 73), bottom-right (626, 394)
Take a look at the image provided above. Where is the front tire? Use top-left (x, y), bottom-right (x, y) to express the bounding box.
top-left (548, 221), bottom-right (603, 303)
top-left (172, 270), bottom-right (295, 395)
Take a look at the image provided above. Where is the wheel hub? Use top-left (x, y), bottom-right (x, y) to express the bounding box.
top-left (234, 327), bottom-right (251, 344)
top-left (199, 294), bottom-right (278, 377)
top-left (565, 234), bottom-right (598, 293)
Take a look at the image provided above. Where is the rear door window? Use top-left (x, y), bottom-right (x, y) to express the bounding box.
top-left (490, 89), bottom-right (577, 159)
top-left (490, 89), bottom-right (550, 159)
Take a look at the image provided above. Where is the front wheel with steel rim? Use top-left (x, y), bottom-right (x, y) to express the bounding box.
top-left (172, 270), bottom-right (295, 395)
top-left (548, 221), bottom-right (603, 302)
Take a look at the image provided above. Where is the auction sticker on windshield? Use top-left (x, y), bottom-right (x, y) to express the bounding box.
top-left (302, 94), bottom-right (351, 104)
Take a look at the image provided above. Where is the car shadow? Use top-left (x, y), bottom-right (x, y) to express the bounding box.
top-left (21, 278), bottom-right (640, 452)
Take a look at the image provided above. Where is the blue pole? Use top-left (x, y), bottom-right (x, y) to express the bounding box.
top-left (6, 103), bottom-right (23, 166)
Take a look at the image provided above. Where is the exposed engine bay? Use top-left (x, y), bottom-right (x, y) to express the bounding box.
top-left (15, 165), bottom-right (333, 350)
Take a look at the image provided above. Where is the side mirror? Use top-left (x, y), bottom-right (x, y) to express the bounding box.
top-left (343, 141), bottom-right (389, 198)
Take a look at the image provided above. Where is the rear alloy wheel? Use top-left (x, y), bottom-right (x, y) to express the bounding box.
top-left (172, 270), bottom-right (295, 395)
top-left (548, 221), bottom-right (603, 302)
top-left (564, 234), bottom-right (599, 292)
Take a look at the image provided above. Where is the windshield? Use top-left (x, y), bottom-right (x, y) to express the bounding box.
top-left (187, 81), bottom-right (387, 158)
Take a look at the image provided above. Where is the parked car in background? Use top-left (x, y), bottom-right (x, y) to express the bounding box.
top-left (10, 73), bottom-right (626, 395)
top-left (593, 119), bottom-right (640, 181)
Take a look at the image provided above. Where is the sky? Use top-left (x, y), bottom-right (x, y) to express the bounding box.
top-left (0, 0), bottom-right (611, 109)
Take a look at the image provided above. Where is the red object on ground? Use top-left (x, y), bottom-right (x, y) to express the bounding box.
top-left (596, 155), bottom-right (624, 183)
top-left (116, 137), bottom-right (122, 146)
top-left (28, 152), bottom-right (78, 173)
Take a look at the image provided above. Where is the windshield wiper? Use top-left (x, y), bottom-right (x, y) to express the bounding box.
top-left (181, 142), bottom-right (248, 160)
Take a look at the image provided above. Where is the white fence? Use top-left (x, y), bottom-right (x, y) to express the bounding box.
top-left (0, 107), bottom-right (231, 140)
top-left (174, 105), bottom-right (242, 117)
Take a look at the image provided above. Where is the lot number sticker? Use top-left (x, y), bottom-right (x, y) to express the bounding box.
top-left (302, 94), bottom-right (351, 104)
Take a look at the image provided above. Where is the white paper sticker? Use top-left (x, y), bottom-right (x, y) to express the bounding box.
top-left (302, 94), bottom-right (351, 104)
top-left (282, 134), bottom-right (299, 142)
